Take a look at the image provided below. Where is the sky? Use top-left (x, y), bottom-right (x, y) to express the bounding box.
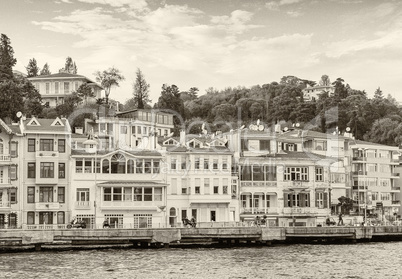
top-left (2, 0), bottom-right (402, 104)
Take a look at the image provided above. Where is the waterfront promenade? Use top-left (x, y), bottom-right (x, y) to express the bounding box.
top-left (1, 225), bottom-right (401, 251)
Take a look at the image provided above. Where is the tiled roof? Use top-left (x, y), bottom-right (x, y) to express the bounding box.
top-left (71, 149), bottom-right (162, 157)
top-left (23, 118), bottom-right (70, 132)
top-left (28, 73), bottom-right (86, 79)
top-left (350, 140), bottom-right (399, 149)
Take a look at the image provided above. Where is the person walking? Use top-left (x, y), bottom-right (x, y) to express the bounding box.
top-left (338, 213), bottom-right (344, 226)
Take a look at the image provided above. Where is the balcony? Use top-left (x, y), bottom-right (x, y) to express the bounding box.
top-left (35, 202), bottom-right (60, 210)
top-left (75, 201), bottom-right (91, 209)
top-left (391, 187), bottom-right (401, 192)
top-left (352, 185), bottom-right (368, 191)
top-left (282, 207), bottom-right (318, 215)
top-left (0, 178), bottom-right (11, 185)
top-left (36, 151), bottom-right (59, 158)
top-left (0, 154), bottom-right (11, 162)
top-left (391, 200), bottom-right (400, 206)
top-left (352, 156), bottom-right (366, 161)
top-left (352, 171), bottom-right (367, 176)
top-left (391, 173), bottom-right (400, 177)
top-left (240, 207), bottom-right (278, 214)
top-left (0, 201), bottom-right (11, 208)
top-left (240, 181), bottom-right (277, 188)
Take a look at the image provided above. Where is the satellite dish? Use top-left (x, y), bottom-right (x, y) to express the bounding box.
top-left (248, 124), bottom-right (253, 130)
top-left (284, 127), bottom-right (289, 132)
top-left (240, 125), bottom-right (245, 130)
top-left (16, 111), bottom-right (22, 118)
top-left (258, 125), bottom-right (264, 131)
top-left (296, 123), bottom-right (300, 127)
top-left (346, 127), bottom-right (351, 132)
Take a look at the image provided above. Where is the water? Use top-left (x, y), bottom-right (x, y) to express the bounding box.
top-left (0, 242), bottom-right (401, 279)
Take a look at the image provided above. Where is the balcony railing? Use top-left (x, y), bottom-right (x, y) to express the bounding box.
top-left (0, 155), bottom-right (11, 162)
top-left (282, 207), bottom-right (318, 215)
top-left (240, 207), bottom-right (278, 214)
top-left (0, 178), bottom-right (11, 184)
top-left (35, 202), bottom-right (60, 210)
top-left (36, 151), bottom-right (59, 158)
top-left (391, 173), bottom-right (400, 177)
top-left (352, 156), bottom-right (366, 161)
top-left (0, 201), bottom-right (11, 208)
top-left (391, 200), bottom-right (400, 205)
top-left (391, 187), bottom-right (401, 191)
top-left (352, 185), bottom-right (368, 190)
top-left (240, 181), bottom-right (277, 188)
top-left (75, 201), bottom-right (91, 209)
top-left (352, 171), bottom-right (367, 175)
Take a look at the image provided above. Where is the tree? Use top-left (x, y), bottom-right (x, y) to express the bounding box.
top-left (338, 196), bottom-right (354, 214)
top-left (60, 57), bottom-right (77, 74)
top-left (56, 92), bottom-right (82, 117)
top-left (75, 84), bottom-right (94, 105)
top-left (40, 63), bottom-right (51, 75)
top-left (132, 68), bottom-right (150, 109)
top-left (0, 34), bottom-right (17, 82)
top-left (0, 80), bottom-right (24, 121)
top-left (155, 84), bottom-right (185, 134)
top-left (319, 75), bottom-right (330, 86)
top-left (25, 58), bottom-right (40, 77)
top-left (13, 74), bottom-right (43, 117)
top-left (94, 67), bottom-right (125, 104)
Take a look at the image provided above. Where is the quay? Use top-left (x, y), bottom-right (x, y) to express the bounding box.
top-left (1, 226), bottom-right (402, 251)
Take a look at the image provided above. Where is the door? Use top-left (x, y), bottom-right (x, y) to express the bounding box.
top-left (210, 210), bottom-right (216, 222)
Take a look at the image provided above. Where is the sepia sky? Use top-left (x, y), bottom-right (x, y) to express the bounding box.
top-left (2, 0), bottom-right (402, 104)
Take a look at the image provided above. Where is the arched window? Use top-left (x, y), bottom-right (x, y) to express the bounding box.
top-left (111, 154), bottom-right (126, 173)
top-left (127, 159), bottom-right (134, 173)
top-left (169, 207), bottom-right (176, 216)
top-left (102, 159), bottom-right (109, 173)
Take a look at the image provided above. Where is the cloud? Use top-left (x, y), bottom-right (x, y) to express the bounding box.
top-left (77, 0), bottom-right (148, 10)
top-left (266, 0), bottom-right (303, 10)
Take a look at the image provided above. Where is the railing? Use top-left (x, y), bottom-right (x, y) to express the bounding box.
top-left (391, 187), bottom-right (401, 191)
top-left (391, 173), bottom-right (400, 177)
top-left (283, 207), bottom-right (318, 215)
top-left (0, 155), bottom-right (11, 161)
top-left (35, 202), bottom-right (60, 210)
top-left (240, 207), bottom-right (278, 214)
top-left (0, 178), bottom-right (11, 184)
top-left (0, 201), bottom-right (11, 207)
top-left (352, 171), bottom-right (367, 175)
top-left (36, 151), bottom-right (59, 157)
top-left (352, 185), bottom-right (368, 190)
top-left (75, 201), bottom-right (91, 209)
top-left (240, 181), bottom-right (277, 187)
top-left (391, 200), bottom-right (400, 205)
top-left (352, 156), bottom-right (366, 161)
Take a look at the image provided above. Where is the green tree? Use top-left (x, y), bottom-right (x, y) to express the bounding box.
top-left (25, 58), bottom-right (40, 77)
top-left (94, 67), bottom-right (125, 104)
top-left (0, 34), bottom-right (17, 82)
top-left (40, 63), bottom-right (51, 75)
top-left (132, 68), bottom-right (150, 109)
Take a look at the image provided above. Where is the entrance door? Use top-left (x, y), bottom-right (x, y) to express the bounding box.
top-left (210, 210), bottom-right (216, 222)
top-left (8, 213), bottom-right (17, 228)
top-left (169, 207), bottom-right (177, 227)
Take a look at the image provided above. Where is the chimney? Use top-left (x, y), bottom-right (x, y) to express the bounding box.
top-left (180, 130), bottom-right (186, 145)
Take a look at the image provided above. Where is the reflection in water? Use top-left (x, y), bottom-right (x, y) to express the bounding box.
top-left (0, 242), bottom-right (401, 279)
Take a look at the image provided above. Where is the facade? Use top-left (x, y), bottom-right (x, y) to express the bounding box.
top-left (162, 132), bottom-right (238, 227)
top-left (28, 73), bottom-right (103, 107)
top-left (0, 119), bottom-right (20, 228)
top-left (302, 84), bottom-right (335, 102)
top-left (19, 117), bottom-right (72, 228)
top-left (349, 140), bottom-right (401, 223)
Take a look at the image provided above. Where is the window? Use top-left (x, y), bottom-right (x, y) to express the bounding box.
top-left (28, 139), bottom-right (35, 152)
top-left (28, 163), bottom-right (35, 178)
top-left (103, 187), bottom-right (112, 201)
top-left (40, 162), bottom-right (54, 178)
top-left (76, 160), bottom-right (83, 173)
top-left (204, 178), bottom-right (210, 194)
top-left (10, 142), bottom-right (18, 157)
top-left (171, 158), bottom-right (177, 170)
top-left (59, 163), bottom-right (65, 178)
top-left (213, 159), bottom-right (218, 170)
top-left (9, 188), bottom-right (16, 204)
top-left (315, 167), bottom-right (323, 182)
top-left (77, 188), bottom-right (89, 202)
top-left (213, 179), bottom-right (219, 194)
top-left (120, 126), bottom-right (127, 134)
top-left (39, 187), bottom-right (53, 202)
top-left (284, 167), bottom-right (308, 181)
top-left (46, 83), bottom-right (50, 94)
top-left (134, 214), bottom-right (152, 228)
top-left (136, 160), bottom-right (143, 173)
top-left (39, 212), bottom-right (53, 225)
top-left (127, 159), bottom-right (134, 173)
top-left (40, 139), bottom-right (53, 151)
top-left (181, 179), bottom-right (187, 194)
top-left (58, 187), bottom-right (65, 203)
top-left (144, 160), bottom-right (152, 173)
top-left (204, 159), bottom-right (209, 170)
top-left (315, 192), bottom-right (328, 209)
top-left (27, 212), bottom-right (35, 225)
top-left (195, 157), bottom-right (200, 169)
top-left (222, 159), bottom-right (228, 170)
top-left (85, 160), bottom-right (92, 173)
top-left (64, 82), bottom-right (69, 94)
top-left (10, 165), bottom-right (17, 180)
top-left (113, 187), bottom-right (122, 201)
top-left (55, 82), bottom-right (59, 94)
top-left (144, 188), bottom-right (152, 201)
top-left (195, 178), bottom-right (201, 194)
top-left (58, 139), bottom-right (65, 153)
top-left (181, 156), bottom-right (187, 170)
top-left (223, 178), bottom-right (228, 194)
top-left (28, 187), bottom-right (35, 203)
top-left (154, 188), bottom-right (162, 201)
top-left (57, 212), bottom-right (65, 224)
top-left (134, 187), bottom-right (142, 201)
top-left (102, 159), bottom-right (109, 173)
top-left (153, 161), bottom-right (160, 174)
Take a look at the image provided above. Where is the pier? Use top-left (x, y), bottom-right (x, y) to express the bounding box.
top-left (1, 226), bottom-right (402, 251)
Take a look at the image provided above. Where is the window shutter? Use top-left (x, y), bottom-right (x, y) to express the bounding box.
top-left (315, 192), bottom-right (319, 207)
top-left (10, 142), bottom-right (18, 157)
top-left (324, 193), bottom-right (328, 208)
top-left (10, 165), bottom-right (17, 180)
top-left (284, 193), bottom-right (288, 207)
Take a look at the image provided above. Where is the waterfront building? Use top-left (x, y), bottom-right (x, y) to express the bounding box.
top-left (349, 140), bottom-right (400, 223)
top-left (224, 125), bottom-right (336, 226)
top-left (27, 73), bottom-right (103, 107)
top-left (19, 117), bottom-right (72, 228)
top-left (69, 109), bottom-right (175, 228)
top-left (0, 119), bottom-right (20, 228)
top-left (161, 131), bottom-right (238, 227)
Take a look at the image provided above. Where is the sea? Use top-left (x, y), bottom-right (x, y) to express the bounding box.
top-left (0, 241), bottom-right (400, 279)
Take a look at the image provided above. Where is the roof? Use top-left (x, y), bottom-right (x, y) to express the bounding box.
top-left (71, 149), bottom-right (162, 157)
top-left (0, 119), bottom-right (14, 134)
top-left (279, 129), bottom-right (350, 141)
top-left (248, 151), bottom-right (339, 163)
top-left (23, 117), bottom-right (71, 133)
top-left (27, 73), bottom-right (102, 89)
top-left (350, 140), bottom-right (400, 150)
